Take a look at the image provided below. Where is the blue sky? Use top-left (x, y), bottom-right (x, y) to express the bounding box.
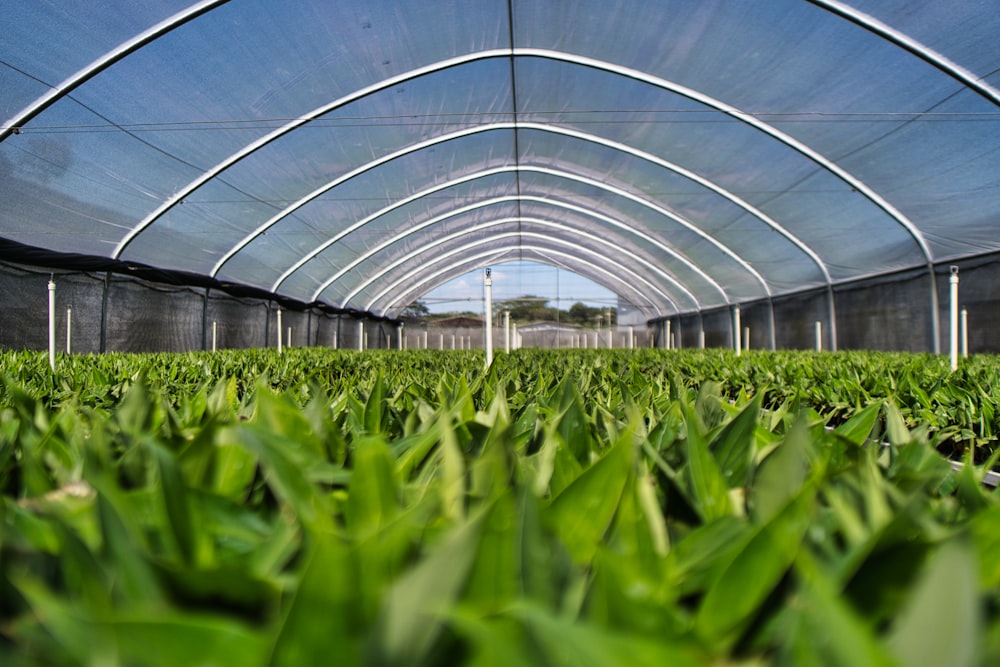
top-left (418, 260), bottom-right (619, 314)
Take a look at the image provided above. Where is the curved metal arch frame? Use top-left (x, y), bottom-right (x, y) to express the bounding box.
top-left (305, 196), bottom-right (704, 309)
top-left (362, 231), bottom-right (674, 316)
top-left (371, 240), bottom-right (663, 320)
top-left (340, 221), bottom-right (681, 313)
top-left (807, 0), bottom-right (1000, 108)
top-left (517, 48), bottom-right (934, 264)
top-left (381, 248), bottom-right (660, 322)
top-left (214, 120), bottom-right (828, 287)
top-left (1, 0), bottom-right (232, 142)
top-left (107, 49), bottom-right (932, 276)
top-left (270, 165), bottom-right (759, 306)
top-left (110, 48), bottom-right (510, 259)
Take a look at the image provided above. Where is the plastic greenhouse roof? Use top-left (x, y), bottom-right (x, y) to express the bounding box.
top-left (2, 1), bottom-right (999, 322)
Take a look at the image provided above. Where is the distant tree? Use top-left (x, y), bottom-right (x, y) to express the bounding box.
top-left (400, 300), bottom-right (430, 322)
top-left (568, 301), bottom-right (597, 325)
top-left (504, 296), bottom-right (557, 322)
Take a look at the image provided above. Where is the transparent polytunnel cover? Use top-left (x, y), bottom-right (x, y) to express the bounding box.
top-left (2, 0), bottom-right (999, 321)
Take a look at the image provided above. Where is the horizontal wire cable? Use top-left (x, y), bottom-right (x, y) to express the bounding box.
top-left (6, 108), bottom-right (999, 134)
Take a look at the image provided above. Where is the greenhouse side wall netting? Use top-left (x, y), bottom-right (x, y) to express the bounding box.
top-left (0, 262), bottom-right (393, 354)
top-left (3, 257), bottom-right (1000, 355)
top-left (647, 257), bottom-right (1000, 354)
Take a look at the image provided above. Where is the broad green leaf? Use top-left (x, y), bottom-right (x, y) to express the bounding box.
top-left (269, 531), bottom-right (362, 666)
top-left (781, 553), bottom-right (900, 667)
top-left (3, 498), bottom-right (61, 553)
top-left (585, 547), bottom-right (684, 637)
top-left (393, 423), bottom-right (443, 480)
top-left (545, 436), bottom-right (633, 564)
top-left (515, 487), bottom-right (566, 608)
top-left (85, 469), bottom-right (163, 605)
top-left (461, 492), bottom-right (520, 612)
top-left (681, 400), bottom-right (732, 522)
top-left (955, 459), bottom-right (993, 513)
top-left (555, 374), bottom-right (593, 463)
top-left (635, 470), bottom-right (669, 557)
top-left (664, 515), bottom-right (749, 597)
top-left (695, 483), bottom-right (815, 646)
top-left (114, 613), bottom-right (270, 667)
top-left (970, 504), bottom-right (1000, 588)
top-left (11, 575), bottom-right (117, 665)
top-left (883, 400), bottom-right (911, 446)
top-left (710, 391), bottom-right (763, 488)
top-left (834, 402), bottom-right (883, 446)
top-left (446, 609), bottom-right (541, 667)
top-left (364, 372), bottom-right (387, 435)
top-left (367, 508), bottom-right (486, 666)
top-left (151, 443), bottom-right (199, 566)
top-left (249, 508), bottom-right (301, 578)
top-left (547, 427), bottom-right (586, 498)
top-left (509, 603), bottom-right (706, 667)
top-left (346, 436), bottom-right (400, 539)
top-left (750, 414), bottom-right (812, 523)
top-left (438, 418), bottom-right (466, 522)
top-left (211, 438), bottom-right (257, 501)
top-left (223, 422), bottom-right (330, 532)
top-left (253, 384), bottom-right (326, 460)
top-left (886, 539), bottom-right (980, 667)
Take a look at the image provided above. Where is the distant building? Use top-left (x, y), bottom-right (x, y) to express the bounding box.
top-left (517, 322), bottom-right (582, 334)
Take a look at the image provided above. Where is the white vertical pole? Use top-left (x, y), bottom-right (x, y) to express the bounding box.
top-left (665, 321), bottom-right (672, 350)
top-left (815, 321), bottom-right (823, 352)
top-left (47, 278), bottom-right (56, 371)
top-left (512, 323), bottom-right (519, 350)
top-left (504, 311), bottom-right (510, 353)
top-left (743, 327), bottom-right (750, 352)
top-left (423, 331), bottom-right (428, 350)
top-left (628, 326), bottom-right (634, 349)
top-left (949, 266), bottom-right (959, 371)
top-left (397, 325), bottom-right (403, 350)
top-left (358, 320), bottom-right (364, 351)
top-left (212, 321), bottom-right (217, 352)
top-left (961, 308), bottom-right (969, 357)
top-left (733, 306), bottom-right (742, 356)
top-left (276, 309), bottom-right (283, 354)
top-left (364, 332), bottom-right (369, 350)
top-left (333, 332), bottom-right (338, 349)
top-left (827, 285), bottom-right (839, 353)
top-left (484, 269), bottom-right (494, 366)
top-left (451, 334), bottom-right (456, 350)
top-left (439, 333), bottom-right (444, 350)
top-left (66, 306), bottom-right (72, 354)
top-left (698, 327), bottom-right (705, 349)
top-left (287, 327), bottom-right (292, 349)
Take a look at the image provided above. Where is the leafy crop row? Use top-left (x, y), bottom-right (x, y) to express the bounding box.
top-left (1, 348), bottom-right (999, 665)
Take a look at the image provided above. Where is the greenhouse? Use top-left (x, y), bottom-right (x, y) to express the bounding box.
top-left (4, 3), bottom-right (1000, 666)
top-left (2, 0), bottom-right (999, 353)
